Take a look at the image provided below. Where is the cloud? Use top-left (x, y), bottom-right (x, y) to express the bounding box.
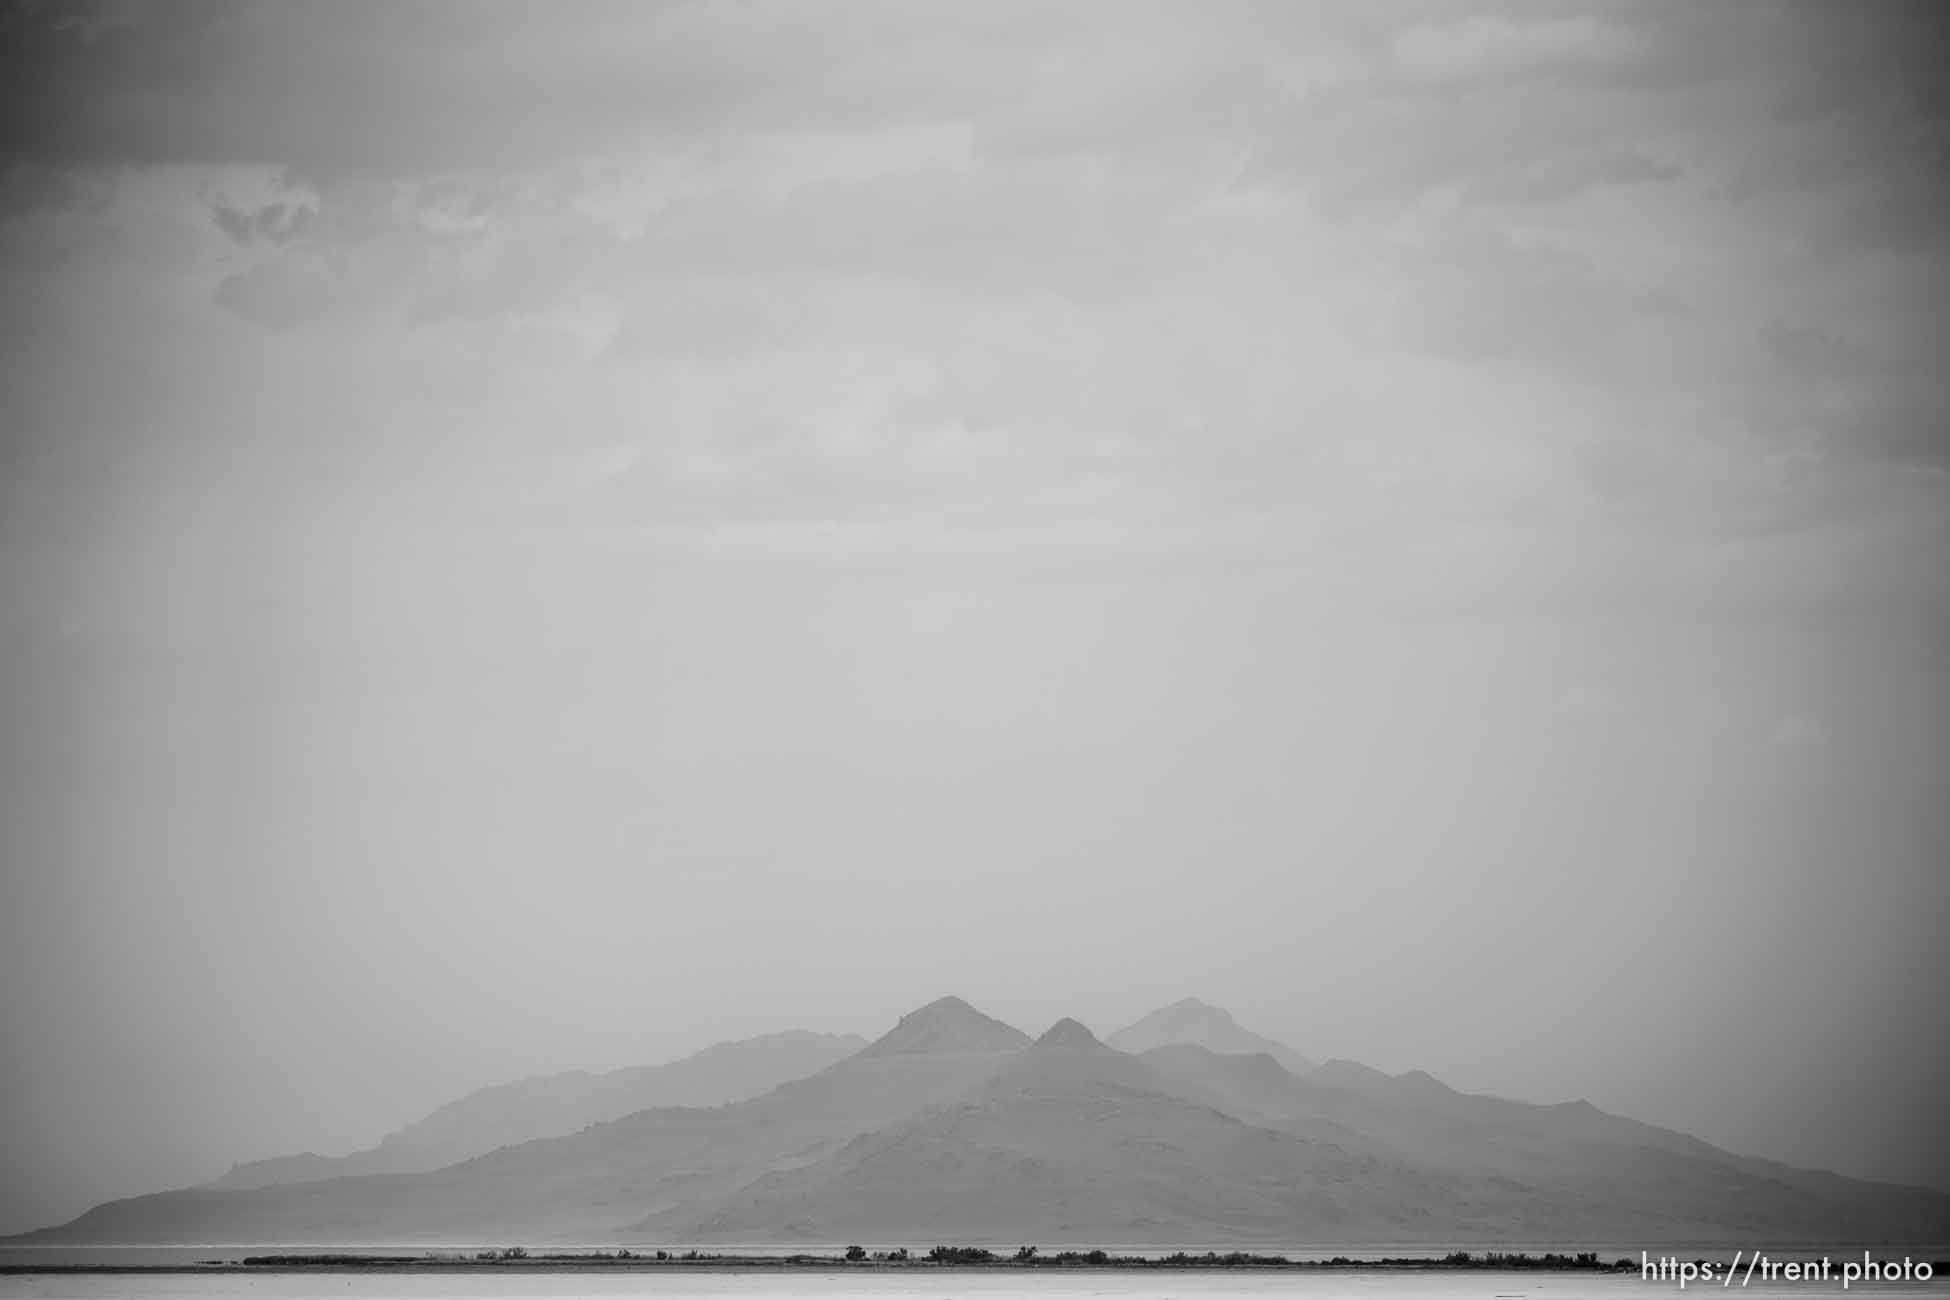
top-left (1461, 146), bottom-right (1679, 206)
top-left (211, 225), bottom-right (427, 330)
top-left (1378, 221), bottom-right (1675, 378)
top-left (203, 173), bottom-right (621, 331)
top-left (5, 1), bottom-right (1946, 576)
top-left (211, 258), bottom-right (336, 331)
top-left (0, 159), bottom-right (111, 219)
top-left (0, 1), bottom-right (1049, 175)
top-left (209, 199), bottom-right (313, 246)
top-left (1758, 321), bottom-right (1950, 472)
top-left (1390, 15), bottom-right (1645, 85)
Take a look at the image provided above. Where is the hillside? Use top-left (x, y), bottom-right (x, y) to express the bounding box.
top-left (13, 1000), bottom-right (1021, 1243)
top-left (644, 1019), bottom-right (1950, 1246)
top-left (641, 1018), bottom-right (1537, 1243)
top-left (11, 997), bottom-right (1946, 1248)
top-left (1140, 1045), bottom-right (1950, 1243)
top-left (207, 1030), bottom-right (866, 1191)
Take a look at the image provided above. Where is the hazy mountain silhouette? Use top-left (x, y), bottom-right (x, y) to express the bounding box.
top-left (206, 1030), bottom-right (866, 1191)
top-left (859, 996), bottom-right (1031, 1058)
top-left (12, 999), bottom-right (1024, 1243)
top-left (1107, 997), bottom-right (1315, 1073)
top-left (1140, 1044), bottom-right (1949, 1242)
top-left (640, 1017), bottom-right (1534, 1243)
top-left (10, 996), bottom-right (1946, 1246)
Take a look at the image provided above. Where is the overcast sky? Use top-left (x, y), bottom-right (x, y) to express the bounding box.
top-left (2, 0), bottom-right (1947, 1237)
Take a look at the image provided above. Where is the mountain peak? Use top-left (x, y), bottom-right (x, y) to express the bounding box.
top-left (1034, 1017), bottom-right (1102, 1049)
top-left (1106, 999), bottom-right (1314, 1073)
top-left (860, 996), bottom-right (1030, 1058)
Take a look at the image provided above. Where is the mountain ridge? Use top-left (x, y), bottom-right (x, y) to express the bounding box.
top-left (1107, 997), bottom-right (1315, 1073)
top-left (11, 995), bottom-right (1946, 1247)
top-left (206, 1029), bottom-right (867, 1191)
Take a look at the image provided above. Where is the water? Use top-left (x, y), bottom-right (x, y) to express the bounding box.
top-left (21, 1245), bottom-right (1922, 1268)
top-left (2, 1266), bottom-right (1946, 1299)
top-left (0, 1272), bottom-right (1748, 1299)
top-left (5, 1248), bottom-right (1945, 1299)
top-left (0, 1247), bottom-right (1648, 1268)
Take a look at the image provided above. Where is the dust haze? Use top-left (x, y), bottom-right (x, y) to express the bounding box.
top-left (2, 0), bottom-right (1947, 1238)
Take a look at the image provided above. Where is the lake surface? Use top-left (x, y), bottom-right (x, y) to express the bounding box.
top-left (4, 1269), bottom-right (1947, 1300)
top-left (18, 1243), bottom-right (1944, 1267)
top-left (6, 1246), bottom-right (1946, 1300)
top-left (0, 1248), bottom-right (1649, 1267)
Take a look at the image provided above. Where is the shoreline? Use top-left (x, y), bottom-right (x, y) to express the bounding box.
top-left (8, 1248), bottom-right (1944, 1277)
top-left (0, 1248), bottom-right (1654, 1275)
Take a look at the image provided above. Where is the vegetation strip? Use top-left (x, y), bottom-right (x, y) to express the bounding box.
top-left (13, 1247), bottom-right (1948, 1275)
top-left (8, 1249), bottom-right (1696, 1274)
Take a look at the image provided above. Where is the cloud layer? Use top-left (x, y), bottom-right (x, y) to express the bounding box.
top-left (6, 0), bottom-right (1947, 561)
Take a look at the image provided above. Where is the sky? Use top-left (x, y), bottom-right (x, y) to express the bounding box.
top-left (2, 0), bottom-right (1948, 1237)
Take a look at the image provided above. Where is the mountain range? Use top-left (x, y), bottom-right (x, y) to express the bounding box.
top-left (205, 1029), bottom-right (867, 1191)
top-left (1106, 997), bottom-right (1315, 1073)
top-left (10, 997), bottom-right (1946, 1247)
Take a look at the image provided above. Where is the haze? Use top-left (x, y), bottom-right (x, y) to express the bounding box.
top-left (2, 0), bottom-right (1947, 1238)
